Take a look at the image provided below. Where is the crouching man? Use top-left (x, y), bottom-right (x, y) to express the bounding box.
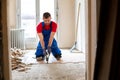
top-left (35, 12), bottom-right (62, 61)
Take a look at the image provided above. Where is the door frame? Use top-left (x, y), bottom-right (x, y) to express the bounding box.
top-left (2, 0), bottom-right (97, 80)
top-left (85, 0), bottom-right (97, 80)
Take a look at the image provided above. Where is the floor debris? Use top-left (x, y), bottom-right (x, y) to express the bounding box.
top-left (10, 48), bottom-right (32, 72)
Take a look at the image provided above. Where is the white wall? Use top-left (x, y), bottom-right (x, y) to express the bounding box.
top-left (75, 0), bottom-right (86, 53)
top-left (57, 0), bottom-right (75, 48)
top-left (7, 0), bottom-right (16, 29)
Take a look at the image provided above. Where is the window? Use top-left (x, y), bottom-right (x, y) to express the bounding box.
top-left (40, 0), bottom-right (55, 22)
top-left (21, 0), bottom-right (36, 38)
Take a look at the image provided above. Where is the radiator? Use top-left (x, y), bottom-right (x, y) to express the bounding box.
top-left (10, 29), bottom-right (25, 49)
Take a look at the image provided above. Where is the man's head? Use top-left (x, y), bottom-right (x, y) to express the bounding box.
top-left (43, 12), bottom-right (51, 25)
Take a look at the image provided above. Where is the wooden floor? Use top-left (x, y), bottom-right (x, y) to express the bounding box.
top-left (12, 49), bottom-right (86, 80)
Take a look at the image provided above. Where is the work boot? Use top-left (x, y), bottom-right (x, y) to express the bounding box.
top-left (54, 54), bottom-right (62, 60)
top-left (36, 56), bottom-right (45, 61)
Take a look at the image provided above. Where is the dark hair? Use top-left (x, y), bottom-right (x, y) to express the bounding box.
top-left (43, 12), bottom-right (51, 18)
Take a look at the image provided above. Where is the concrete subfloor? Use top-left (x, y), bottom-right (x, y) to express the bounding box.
top-left (12, 49), bottom-right (86, 80)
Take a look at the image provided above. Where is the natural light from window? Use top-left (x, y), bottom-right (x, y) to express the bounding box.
top-left (21, 0), bottom-right (54, 38)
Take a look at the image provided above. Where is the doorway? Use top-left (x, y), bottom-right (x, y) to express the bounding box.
top-left (10, 0), bottom-right (86, 80)
top-left (5, 0), bottom-right (95, 79)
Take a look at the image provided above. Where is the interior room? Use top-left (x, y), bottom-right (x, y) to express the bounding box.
top-left (1, 0), bottom-right (100, 79)
top-left (1, 0), bottom-right (120, 80)
top-left (8, 0), bottom-right (87, 80)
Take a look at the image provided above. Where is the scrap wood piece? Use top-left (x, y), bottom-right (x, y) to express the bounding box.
top-left (10, 48), bottom-right (33, 72)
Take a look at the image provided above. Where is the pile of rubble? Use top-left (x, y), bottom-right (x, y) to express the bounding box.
top-left (10, 48), bottom-right (31, 72)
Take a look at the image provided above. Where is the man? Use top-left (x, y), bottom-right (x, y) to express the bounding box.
top-left (35, 12), bottom-right (62, 61)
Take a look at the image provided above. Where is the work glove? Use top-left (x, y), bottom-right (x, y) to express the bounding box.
top-left (43, 48), bottom-right (46, 56)
top-left (47, 46), bottom-right (51, 53)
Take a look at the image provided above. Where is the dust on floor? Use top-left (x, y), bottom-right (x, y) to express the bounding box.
top-left (22, 49), bottom-right (85, 64)
top-left (12, 63), bottom-right (85, 80)
top-left (12, 49), bottom-right (86, 80)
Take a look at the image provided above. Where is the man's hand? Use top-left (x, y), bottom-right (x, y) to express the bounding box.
top-left (47, 32), bottom-right (55, 53)
top-left (48, 32), bottom-right (55, 46)
top-left (38, 33), bottom-right (45, 49)
top-left (43, 48), bottom-right (46, 56)
top-left (47, 46), bottom-right (51, 53)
